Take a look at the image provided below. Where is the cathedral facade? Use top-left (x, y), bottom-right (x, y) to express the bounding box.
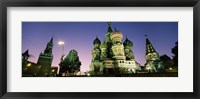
top-left (89, 23), bottom-right (141, 75)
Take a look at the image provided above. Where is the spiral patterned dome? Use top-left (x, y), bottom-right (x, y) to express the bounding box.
top-left (110, 28), bottom-right (123, 40)
top-left (123, 37), bottom-right (133, 47)
top-left (93, 37), bottom-right (101, 45)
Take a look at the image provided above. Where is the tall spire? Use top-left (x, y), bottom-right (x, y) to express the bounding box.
top-left (107, 22), bottom-right (113, 33)
top-left (145, 35), bottom-right (156, 55)
top-left (50, 35), bottom-right (53, 43)
top-left (43, 37), bottom-right (54, 55)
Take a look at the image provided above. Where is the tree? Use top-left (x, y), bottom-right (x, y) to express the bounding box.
top-left (60, 49), bottom-right (81, 74)
top-left (151, 59), bottom-right (165, 72)
top-left (160, 54), bottom-right (174, 69)
top-left (172, 42), bottom-right (178, 67)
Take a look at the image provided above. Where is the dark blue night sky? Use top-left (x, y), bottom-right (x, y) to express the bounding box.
top-left (22, 22), bottom-right (178, 71)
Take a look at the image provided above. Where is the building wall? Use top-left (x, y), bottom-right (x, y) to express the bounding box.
top-left (37, 55), bottom-right (53, 76)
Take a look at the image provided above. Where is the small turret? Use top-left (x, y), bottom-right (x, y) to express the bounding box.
top-left (123, 37), bottom-right (133, 48)
top-left (123, 37), bottom-right (134, 60)
top-left (93, 36), bottom-right (101, 45)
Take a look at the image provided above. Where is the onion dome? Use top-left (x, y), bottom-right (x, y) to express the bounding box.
top-left (123, 37), bottom-right (133, 47)
top-left (93, 36), bottom-right (101, 45)
top-left (100, 42), bottom-right (107, 48)
top-left (110, 28), bottom-right (123, 40)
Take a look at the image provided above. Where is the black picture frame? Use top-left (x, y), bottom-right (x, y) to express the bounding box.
top-left (0, 0), bottom-right (199, 99)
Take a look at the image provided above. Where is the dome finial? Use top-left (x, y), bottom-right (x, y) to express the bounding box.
top-left (114, 27), bottom-right (117, 31)
top-left (125, 33), bottom-right (127, 39)
top-left (107, 22), bottom-right (113, 32)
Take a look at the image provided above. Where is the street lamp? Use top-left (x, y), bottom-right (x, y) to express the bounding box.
top-left (58, 41), bottom-right (65, 75)
top-left (58, 41), bottom-right (65, 56)
top-left (27, 63), bottom-right (32, 67)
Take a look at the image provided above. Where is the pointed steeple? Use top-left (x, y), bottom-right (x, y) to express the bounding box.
top-left (48, 36), bottom-right (54, 45)
top-left (43, 37), bottom-right (54, 55)
top-left (107, 22), bottom-right (113, 33)
top-left (50, 36), bottom-right (53, 43)
top-left (22, 49), bottom-right (29, 56)
top-left (145, 35), bottom-right (156, 55)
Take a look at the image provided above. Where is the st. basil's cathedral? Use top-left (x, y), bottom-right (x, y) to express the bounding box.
top-left (89, 22), bottom-right (164, 75)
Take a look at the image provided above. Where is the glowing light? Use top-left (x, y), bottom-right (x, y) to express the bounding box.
top-left (58, 41), bottom-right (64, 45)
top-left (62, 73), bottom-right (65, 76)
top-left (87, 73), bottom-right (90, 76)
top-left (52, 69), bottom-right (55, 72)
top-left (169, 67), bottom-right (172, 70)
top-left (27, 63), bottom-right (31, 67)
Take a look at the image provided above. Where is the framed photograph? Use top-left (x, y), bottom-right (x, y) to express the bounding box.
top-left (0, 0), bottom-right (199, 99)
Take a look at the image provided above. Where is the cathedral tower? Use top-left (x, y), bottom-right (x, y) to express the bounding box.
top-left (123, 37), bottom-right (135, 60)
top-left (145, 35), bottom-right (159, 62)
top-left (100, 22), bottom-right (113, 59)
top-left (37, 37), bottom-right (54, 76)
top-left (105, 22), bottom-right (113, 43)
top-left (145, 35), bottom-right (159, 72)
top-left (92, 36), bottom-right (101, 61)
top-left (110, 28), bottom-right (125, 60)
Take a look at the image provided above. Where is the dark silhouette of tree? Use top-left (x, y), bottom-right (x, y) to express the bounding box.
top-left (154, 59), bottom-right (164, 72)
top-left (22, 49), bottom-right (34, 64)
top-left (172, 42), bottom-right (178, 67)
top-left (160, 54), bottom-right (174, 69)
top-left (60, 49), bottom-right (81, 74)
top-left (22, 50), bottom-right (35, 73)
